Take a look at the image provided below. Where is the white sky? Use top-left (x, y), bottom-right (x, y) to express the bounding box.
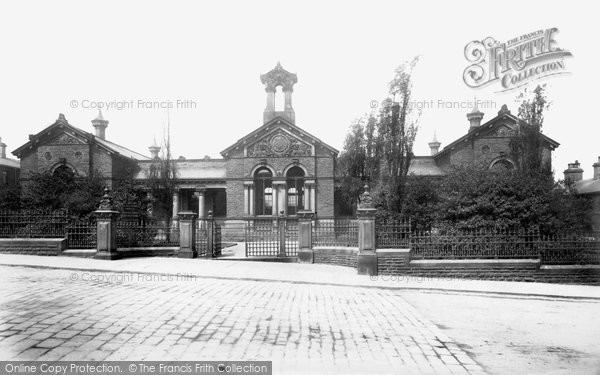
top-left (0, 0), bottom-right (598, 178)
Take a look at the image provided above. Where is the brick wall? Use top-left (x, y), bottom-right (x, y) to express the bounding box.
top-left (0, 239), bottom-right (66, 256)
top-left (313, 246), bottom-right (357, 268)
top-left (376, 256), bottom-right (600, 285)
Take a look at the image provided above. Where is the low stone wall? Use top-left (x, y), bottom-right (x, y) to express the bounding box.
top-left (377, 249), bottom-right (411, 274)
top-left (377, 257), bottom-right (600, 285)
top-left (313, 246), bottom-right (358, 268)
top-left (0, 238), bottom-right (66, 256)
top-left (118, 247), bottom-right (179, 258)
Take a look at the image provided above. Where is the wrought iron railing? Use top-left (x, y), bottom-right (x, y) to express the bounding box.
top-left (196, 218), bottom-right (222, 257)
top-left (410, 227), bottom-right (541, 259)
top-left (65, 220), bottom-right (97, 249)
top-left (376, 217), bottom-right (411, 248)
top-left (116, 220), bottom-right (179, 248)
top-left (540, 232), bottom-right (600, 265)
top-left (0, 209), bottom-right (69, 238)
top-left (312, 217), bottom-right (358, 247)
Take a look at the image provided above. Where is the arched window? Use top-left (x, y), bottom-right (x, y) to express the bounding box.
top-left (490, 159), bottom-right (514, 172)
top-left (286, 166), bottom-right (305, 215)
top-left (254, 167), bottom-right (273, 216)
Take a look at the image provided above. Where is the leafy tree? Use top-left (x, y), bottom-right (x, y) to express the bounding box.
top-left (146, 125), bottom-right (178, 222)
top-left (336, 117), bottom-right (368, 215)
top-left (21, 168), bottom-right (104, 217)
top-left (435, 165), bottom-right (592, 233)
top-left (0, 184), bottom-right (21, 210)
top-left (336, 57), bottom-right (421, 215)
top-left (510, 84), bottom-right (551, 174)
top-left (374, 57), bottom-right (420, 212)
top-left (401, 175), bottom-right (441, 231)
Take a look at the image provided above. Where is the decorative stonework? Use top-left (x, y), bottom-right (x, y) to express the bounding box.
top-left (247, 132), bottom-right (311, 157)
top-left (491, 126), bottom-right (516, 137)
top-left (260, 62), bottom-right (298, 92)
top-left (48, 133), bottom-right (84, 145)
top-left (44, 151), bottom-right (52, 160)
top-left (74, 151), bottom-right (83, 159)
top-left (481, 145), bottom-right (490, 154)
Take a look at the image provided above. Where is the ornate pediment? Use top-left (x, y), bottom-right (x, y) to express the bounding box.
top-left (246, 131), bottom-right (312, 157)
top-left (48, 132), bottom-right (85, 145)
top-left (488, 124), bottom-right (516, 137)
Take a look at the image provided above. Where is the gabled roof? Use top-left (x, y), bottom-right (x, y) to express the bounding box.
top-left (220, 116), bottom-right (339, 157)
top-left (408, 156), bottom-right (446, 176)
top-left (12, 114), bottom-right (149, 160)
top-left (434, 108), bottom-right (560, 159)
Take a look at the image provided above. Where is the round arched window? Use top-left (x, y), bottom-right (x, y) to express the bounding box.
top-left (254, 167), bottom-right (273, 216)
top-left (286, 166), bottom-right (305, 215)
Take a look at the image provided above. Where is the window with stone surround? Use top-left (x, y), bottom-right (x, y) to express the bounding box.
top-left (286, 166), bottom-right (305, 216)
top-left (254, 167), bottom-right (273, 216)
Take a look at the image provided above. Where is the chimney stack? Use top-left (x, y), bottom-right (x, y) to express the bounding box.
top-left (564, 160), bottom-right (584, 183)
top-left (148, 138), bottom-right (161, 159)
top-left (428, 131), bottom-right (441, 155)
top-left (91, 110), bottom-right (109, 140)
top-left (593, 157), bottom-right (600, 180)
top-left (466, 102), bottom-right (484, 132)
top-left (0, 137), bottom-right (6, 159)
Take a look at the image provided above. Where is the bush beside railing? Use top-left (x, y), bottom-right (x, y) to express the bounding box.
top-left (410, 228), bottom-right (541, 260)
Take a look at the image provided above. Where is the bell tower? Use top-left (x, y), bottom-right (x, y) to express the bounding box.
top-left (260, 62), bottom-right (298, 124)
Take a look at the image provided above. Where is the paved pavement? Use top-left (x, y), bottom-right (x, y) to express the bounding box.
top-left (1, 254), bottom-right (599, 300)
top-left (0, 255), bottom-right (599, 374)
top-left (0, 265), bottom-right (485, 375)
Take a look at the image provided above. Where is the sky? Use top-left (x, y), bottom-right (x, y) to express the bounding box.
top-left (0, 0), bottom-right (598, 178)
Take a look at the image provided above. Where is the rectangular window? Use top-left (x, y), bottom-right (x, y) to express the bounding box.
top-left (2, 171), bottom-right (7, 185)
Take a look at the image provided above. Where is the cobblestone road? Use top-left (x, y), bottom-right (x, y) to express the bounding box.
top-left (0, 266), bottom-right (485, 374)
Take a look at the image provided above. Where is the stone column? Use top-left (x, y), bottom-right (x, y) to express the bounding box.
top-left (278, 210), bottom-right (286, 257)
top-left (297, 210), bottom-right (314, 263)
top-left (243, 181), bottom-right (253, 216)
top-left (273, 181), bottom-right (286, 216)
top-left (249, 184), bottom-right (255, 216)
top-left (305, 180), bottom-right (315, 211)
top-left (196, 189), bottom-right (206, 219)
top-left (178, 211), bottom-right (197, 258)
top-left (94, 188), bottom-right (120, 260)
top-left (357, 185), bottom-right (377, 275)
top-left (172, 189), bottom-right (180, 226)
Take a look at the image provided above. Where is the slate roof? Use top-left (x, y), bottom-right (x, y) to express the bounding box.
top-left (574, 178), bottom-right (600, 195)
top-left (0, 157), bottom-right (20, 169)
top-left (135, 159), bottom-right (227, 180)
top-left (408, 156), bottom-right (446, 176)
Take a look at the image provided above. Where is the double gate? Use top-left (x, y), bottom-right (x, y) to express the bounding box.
top-left (245, 217), bottom-right (298, 257)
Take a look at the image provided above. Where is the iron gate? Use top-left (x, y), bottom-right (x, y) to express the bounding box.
top-left (245, 217), bottom-right (298, 257)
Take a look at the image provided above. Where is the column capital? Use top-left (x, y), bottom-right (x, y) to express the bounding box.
top-left (297, 210), bottom-right (314, 220)
top-left (304, 180), bottom-right (316, 186)
top-left (178, 211), bottom-right (198, 221)
top-left (243, 180), bottom-right (255, 186)
top-left (272, 180), bottom-right (287, 186)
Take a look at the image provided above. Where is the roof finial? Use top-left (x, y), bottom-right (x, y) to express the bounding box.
top-left (432, 130), bottom-right (438, 143)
